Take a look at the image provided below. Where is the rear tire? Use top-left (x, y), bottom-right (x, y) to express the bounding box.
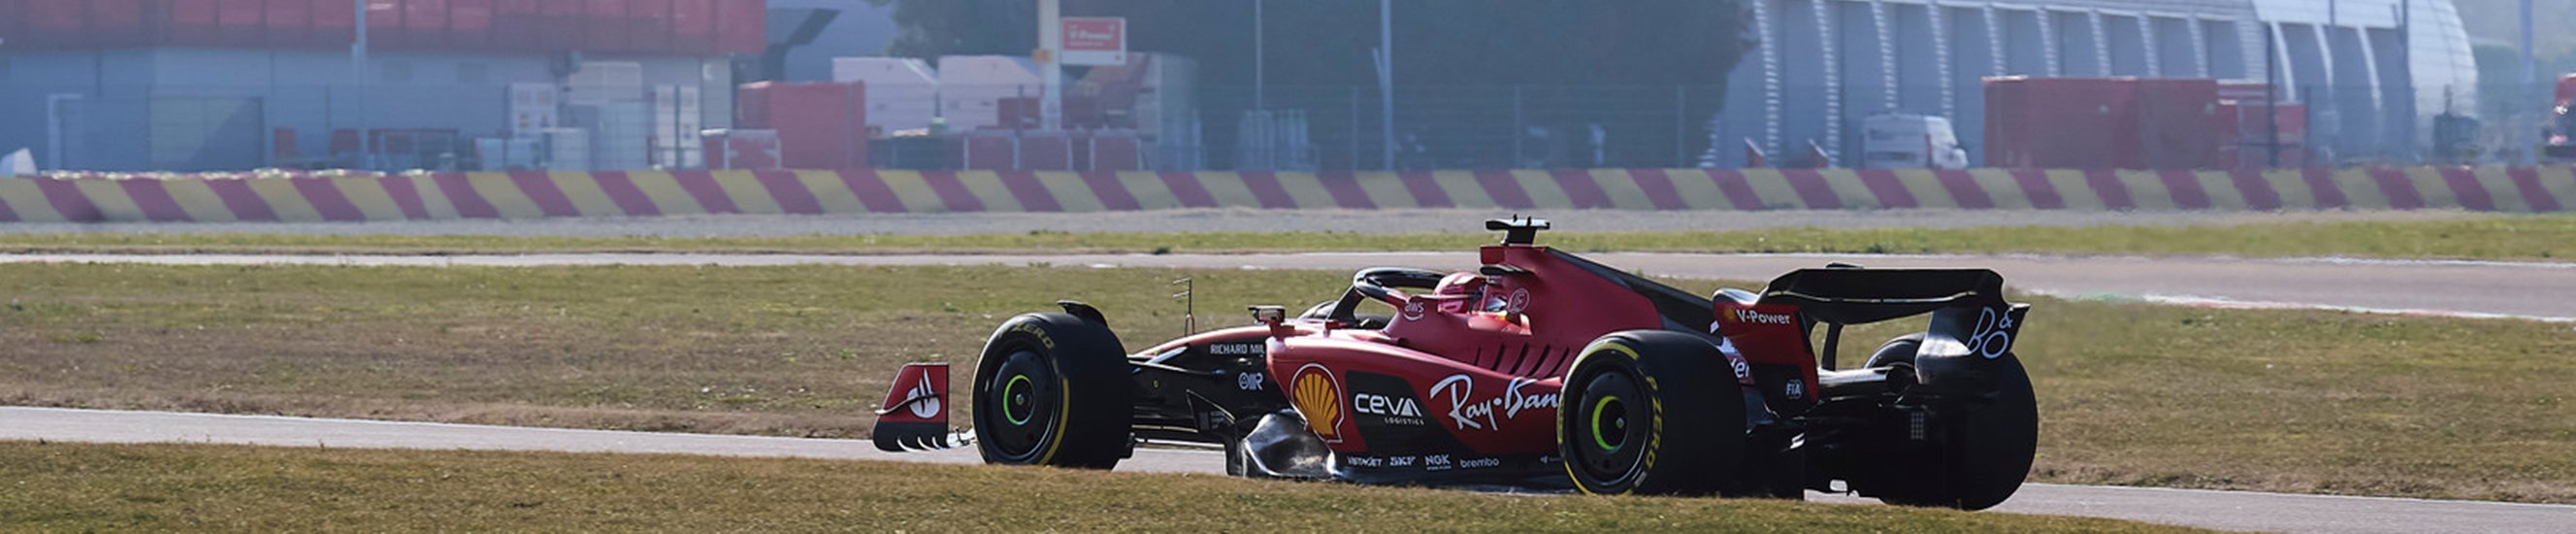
top-left (1556, 330), bottom-right (1745, 496)
top-left (972, 313), bottom-right (1131, 469)
top-left (1870, 333), bottom-right (2038, 511)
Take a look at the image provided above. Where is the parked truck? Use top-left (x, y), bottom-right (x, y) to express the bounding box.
top-left (1859, 115), bottom-right (1971, 170)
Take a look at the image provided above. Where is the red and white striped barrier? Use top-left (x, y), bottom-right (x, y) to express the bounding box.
top-left (1, 167), bottom-right (2568, 222)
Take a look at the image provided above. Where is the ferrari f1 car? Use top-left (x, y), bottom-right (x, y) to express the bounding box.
top-left (874, 218), bottom-right (2037, 510)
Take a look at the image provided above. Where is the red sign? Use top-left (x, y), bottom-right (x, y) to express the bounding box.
top-left (1059, 17), bottom-right (1126, 66)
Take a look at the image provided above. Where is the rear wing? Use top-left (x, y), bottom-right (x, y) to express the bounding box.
top-left (1756, 268), bottom-right (2029, 368)
top-left (1758, 268), bottom-right (2008, 325)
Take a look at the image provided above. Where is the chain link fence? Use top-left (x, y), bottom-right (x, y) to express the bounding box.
top-left (4, 79), bottom-right (2568, 174)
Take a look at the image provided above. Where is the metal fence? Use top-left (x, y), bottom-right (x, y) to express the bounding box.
top-left (4, 80), bottom-right (2567, 174)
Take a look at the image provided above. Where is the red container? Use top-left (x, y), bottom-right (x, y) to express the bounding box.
top-left (310, 0), bottom-right (357, 45)
top-left (1985, 77), bottom-right (2140, 169)
top-left (538, 1), bottom-right (584, 50)
top-left (628, 0), bottom-right (670, 53)
top-left (22, 0), bottom-right (89, 46)
top-left (585, 0), bottom-right (627, 51)
top-left (258, 0), bottom-right (310, 46)
top-left (702, 129), bottom-right (783, 170)
top-left (737, 82), bottom-right (870, 170)
top-left (671, 0), bottom-right (714, 51)
top-left (489, 0), bottom-right (539, 49)
top-left (715, 0), bottom-right (765, 55)
top-left (2136, 78), bottom-right (2220, 170)
top-left (447, 0), bottom-right (493, 50)
top-left (163, 0), bottom-right (223, 45)
top-left (90, 0), bottom-right (150, 45)
top-left (218, 0), bottom-right (269, 46)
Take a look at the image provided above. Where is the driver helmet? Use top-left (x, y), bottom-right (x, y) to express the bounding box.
top-left (1433, 273), bottom-right (1488, 313)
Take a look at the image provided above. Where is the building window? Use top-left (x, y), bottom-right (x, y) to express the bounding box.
top-left (383, 60), bottom-right (414, 83)
top-left (459, 62), bottom-right (489, 84)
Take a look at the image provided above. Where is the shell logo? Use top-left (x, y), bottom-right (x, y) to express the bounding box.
top-left (1289, 363), bottom-right (1345, 443)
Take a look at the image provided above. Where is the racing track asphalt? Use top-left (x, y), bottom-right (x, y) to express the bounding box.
top-left (5, 406), bottom-right (2570, 534)
top-left (7, 251), bottom-right (2572, 322)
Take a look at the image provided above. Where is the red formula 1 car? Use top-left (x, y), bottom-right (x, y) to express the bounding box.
top-left (874, 218), bottom-right (2037, 509)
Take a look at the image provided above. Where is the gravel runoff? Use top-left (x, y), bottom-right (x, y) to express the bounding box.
top-left (0, 209), bottom-right (2486, 238)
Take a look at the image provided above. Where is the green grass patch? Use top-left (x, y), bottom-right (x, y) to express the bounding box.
top-left (0, 441), bottom-right (2196, 532)
top-left (4, 215), bottom-right (2573, 259)
top-left (0, 263), bottom-right (2569, 503)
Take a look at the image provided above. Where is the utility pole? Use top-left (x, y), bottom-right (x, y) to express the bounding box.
top-left (1039, 0), bottom-right (1062, 131)
top-left (1377, 0), bottom-right (1395, 171)
top-left (2520, 0), bottom-right (2536, 165)
top-left (2266, 23), bottom-right (2281, 168)
top-left (1255, 0), bottom-right (1266, 111)
top-left (352, 0), bottom-right (371, 169)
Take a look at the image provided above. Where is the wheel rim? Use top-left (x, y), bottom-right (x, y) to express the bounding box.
top-left (983, 349), bottom-right (1059, 461)
top-left (1001, 375), bottom-right (1035, 425)
top-left (1569, 370), bottom-right (1649, 487)
top-left (1588, 395), bottom-right (1627, 451)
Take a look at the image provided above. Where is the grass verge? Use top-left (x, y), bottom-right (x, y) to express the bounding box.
top-left (0, 263), bottom-right (2569, 503)
top-left (0, 441), bottom-right (2198, 532)
top-left (2, 215), bottom-right (2572, 259)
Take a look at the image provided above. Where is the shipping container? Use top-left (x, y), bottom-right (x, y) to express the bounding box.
top-left (94, 0), bottom-right (151, 46)
top-left (585, 0), bottom-right (627, 52)
top-left (448, 0), bottom-right (494, 51)
top-left (702, 129), bottom-right (782, 170)
top-left (2136, 78), bottom-right (2221, 170)
top-left (538, 0), bottom-right (584, 51)
top-left (311, 0), bottom-right (357, 45)
top-left (490, 0), bottom-right (540, 50)
top-left (671, 0), bottom-right (714, 53)
top-left (219, 0), bottom-right (268, 47)
top-left (1985, 77), bottom-right (2138, 169)
top-left (715, 0), bottom-right (765, 58)
top-left (737, 82), bottom-right (869, 170)
top-left (169, 0), bottom-right (223, 46)
top-left (629, 0), bottom-right (671, 54)
top-left (261, 0), bottom-right (310, 47)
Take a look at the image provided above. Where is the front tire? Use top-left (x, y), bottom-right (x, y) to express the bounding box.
top-left (1556, 330), bottom-right (1745, 496)
top-left (972, 313), bottom-right (1131, 469)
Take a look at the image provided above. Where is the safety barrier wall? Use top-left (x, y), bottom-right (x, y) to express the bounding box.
top-left (2, 167), bottom-right (2570, 223)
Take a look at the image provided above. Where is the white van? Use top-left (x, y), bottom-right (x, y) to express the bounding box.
top-left (1860, 115), bottom-right (1970, 169)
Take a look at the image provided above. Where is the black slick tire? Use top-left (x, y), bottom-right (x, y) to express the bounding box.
top-left (1557, 330), bottom-right (1745, 496)
top-left (972, 313), bottom-right (1131, 469)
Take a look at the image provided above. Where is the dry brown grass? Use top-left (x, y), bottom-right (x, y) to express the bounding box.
top-left (0, 441), bottom-right (2202, 533)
